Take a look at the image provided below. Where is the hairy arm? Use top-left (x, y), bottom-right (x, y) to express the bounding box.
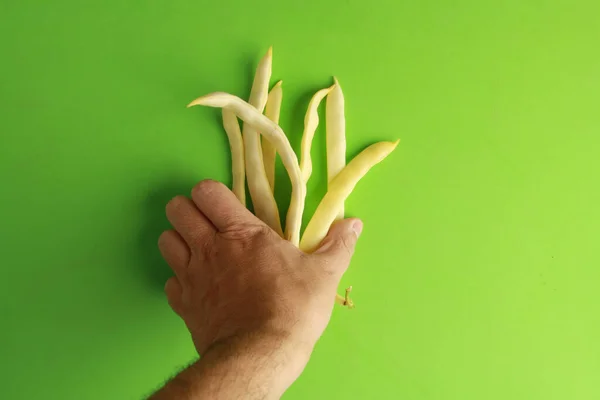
top-left (150, 180), bottom-right (362, 399)
top-left (150, 332), bottom-right (310, 400)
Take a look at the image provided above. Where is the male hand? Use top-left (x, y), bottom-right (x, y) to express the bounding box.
top-left (154, 180), bottom-right (362, 399)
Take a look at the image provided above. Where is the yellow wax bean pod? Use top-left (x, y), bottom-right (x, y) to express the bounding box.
top-left (221, 109), bottom-right (245, 204)
top-left (242, 47), bottom-right (283, 236)
top-left (300, 140), bottom-right (399, 253)
top-left (326, 77), bottom-right (346, 220)
top-left (263, 80), bottom-right (283, 192)
top-left (188, 92), bottom-right (305, 246)
top-left (299, 85), bottom-right (334, 183)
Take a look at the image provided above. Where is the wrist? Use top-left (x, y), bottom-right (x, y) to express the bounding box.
top-left (195, 330), bottom-right (313, 398)
top-left (206, 328), bottom-right (313, 373)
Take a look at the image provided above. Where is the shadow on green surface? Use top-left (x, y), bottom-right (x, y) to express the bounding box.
top-left (137, 176), bottom-right (197, 291)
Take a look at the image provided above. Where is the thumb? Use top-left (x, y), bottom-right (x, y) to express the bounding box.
top-left (314, 218), bottom-right (363, 269)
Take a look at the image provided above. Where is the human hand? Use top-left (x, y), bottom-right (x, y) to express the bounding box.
top-left (158, 180), bottom-right (362, 360)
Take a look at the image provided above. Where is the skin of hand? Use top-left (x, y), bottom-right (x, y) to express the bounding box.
top-left (151, 179), bottom-right (362, 399)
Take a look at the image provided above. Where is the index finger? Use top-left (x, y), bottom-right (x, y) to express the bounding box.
top-left (191, 180), bottom-right (262, 232)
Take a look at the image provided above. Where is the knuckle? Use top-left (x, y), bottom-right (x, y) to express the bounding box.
top-left (221, 223), bottom-right (273, 243)
top-left (189, 231), bottom-right (216, 259)
top-left (338, 234), bottom-right (355, 255)
top-left (157, 230), bottom-right (171, 247)
top-left (166, 195), bottom-right (188, 214)
top-left (247, 224), bottom-right (278, 247)
top-left (199, 236), bottom-right (218, 259)
top-left (164, 277), bottom-right (181, 297)
top-left (250, 223), bottom-right (275, 238)
top-left (215, 212), bottom-right (238, 230)
top-left (192, 179), bottom-right (223, 196)
top-left (313, 255), bottom-right (339, 280)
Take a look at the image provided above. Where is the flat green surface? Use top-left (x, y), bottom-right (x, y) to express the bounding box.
top-left (1, 1), bottom-right (599, 399)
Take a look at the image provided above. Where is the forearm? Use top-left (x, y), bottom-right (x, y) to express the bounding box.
top-left (150, 332), bottom-right (311, 400)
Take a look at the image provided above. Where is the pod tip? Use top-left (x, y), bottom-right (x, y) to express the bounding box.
top-left (187, 92), bottom-right (230, 108)
top-left (187, 97), bottom-right (202, 108)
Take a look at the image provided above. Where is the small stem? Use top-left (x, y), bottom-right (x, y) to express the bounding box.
top-left (334, 286), bottom-right (354, 309)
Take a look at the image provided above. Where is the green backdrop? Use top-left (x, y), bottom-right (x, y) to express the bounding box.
top-left (1, 1), bottom-right (599, 399)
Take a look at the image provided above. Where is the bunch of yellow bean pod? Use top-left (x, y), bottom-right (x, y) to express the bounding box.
top-left (188, 47), bottom-right (399, 307)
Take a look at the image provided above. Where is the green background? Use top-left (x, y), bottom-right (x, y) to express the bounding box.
top-left (1, 0), bottom-right (599, 399)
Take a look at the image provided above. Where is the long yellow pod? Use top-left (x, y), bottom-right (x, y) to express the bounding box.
top-left (299, 85), bottom-right (334, 183)
top-left (243, 47), bottom-right (283, 236)
top-left (263, 80), bottom-right (283, 192)
top-left (326, 77), bottom-right (346, 221)
top-left (188, 93), bottom-right (305, 246)
top-left (221, 109), bottom-right (246, 204)
top-left (300, 140), bottom-right (399, 253)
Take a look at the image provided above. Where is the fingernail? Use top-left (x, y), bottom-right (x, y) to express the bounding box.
top-left (351, 220), bottom-right (363, 237)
